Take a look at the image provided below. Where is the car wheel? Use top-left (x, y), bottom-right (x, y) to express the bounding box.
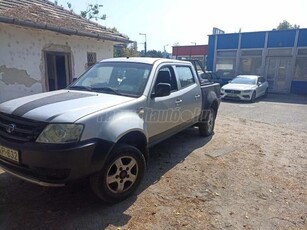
top-left (90, 144), bottom-right (146, 203)
top-left (250, 91), bottom-right (256, 103)
top-left (199, 108), bottom-right (216, 137)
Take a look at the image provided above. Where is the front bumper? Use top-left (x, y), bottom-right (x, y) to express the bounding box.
top-left (0, 137), bottom-right (114, 186)
top-left (221, 92), bottom-right (252, 101)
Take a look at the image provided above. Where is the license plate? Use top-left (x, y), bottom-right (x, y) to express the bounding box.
top-left (227, 94), bottom-right (237, 97)
top-left (0, 145), bottom-right (19, 163)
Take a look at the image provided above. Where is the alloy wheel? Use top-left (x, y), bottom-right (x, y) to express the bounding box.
top-left (106, 156), bottom-right (138, 193)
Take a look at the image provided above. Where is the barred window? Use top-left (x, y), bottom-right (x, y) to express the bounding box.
top-left (87, 52), bottom-right (97, 67)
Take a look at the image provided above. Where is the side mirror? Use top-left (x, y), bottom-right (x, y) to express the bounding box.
top-left (257, 82), bottom-right (261, 86)
top-left (205, 73), bottom-right (212, 81)
top-left (152, 83), bottom-right (171, 98)
top-left (72, 77), bottom-right (78, 83)
top-left (200, 73), bottom-right (206, 79)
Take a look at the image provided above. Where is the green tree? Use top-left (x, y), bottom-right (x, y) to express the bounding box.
top-left (114, 42), bottom-right (139, 58)
top-left (80, 4), bottom-right (106, 21)
top-left (276, 20), bottom-right (300, 30)
top-left (145, 50), bottom-right (163, 58)
top-left (63, 2), bottom-right (106, 21)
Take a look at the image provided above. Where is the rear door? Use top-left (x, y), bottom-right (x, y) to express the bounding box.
top-left (175, 65), bottom-right (202, 125)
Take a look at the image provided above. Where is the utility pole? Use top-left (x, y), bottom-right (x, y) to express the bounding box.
top-left (139, 33), bottom-right (147, 55)
top-left (163, 44), bottom-right (169, 58)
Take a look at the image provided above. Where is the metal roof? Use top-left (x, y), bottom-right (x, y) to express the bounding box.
top-left (0, 0), bottom-right (130, 43)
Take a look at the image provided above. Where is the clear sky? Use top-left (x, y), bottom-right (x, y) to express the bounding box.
top-left (56, 0), bottom-right (307, 53)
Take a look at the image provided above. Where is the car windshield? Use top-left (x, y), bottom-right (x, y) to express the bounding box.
top-left (230, 76), bottom-right (257, 85)
top-left (69, 62), bottom-right (152, 97)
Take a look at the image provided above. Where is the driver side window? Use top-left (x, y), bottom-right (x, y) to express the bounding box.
top-left (154, 66), bottom-right (178, 92)
top-left (258, 77), bottom-right (265, 84)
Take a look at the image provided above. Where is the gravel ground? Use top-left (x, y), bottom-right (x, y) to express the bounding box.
top-left (0, 95), bottom-right (306, 230)
top-left (219, 93), bottom-right (307, 132)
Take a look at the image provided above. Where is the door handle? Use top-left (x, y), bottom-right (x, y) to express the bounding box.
top-left (175, 99), bottom-right (183, 105)
top-left (195, 94), bottom-right (201, 100)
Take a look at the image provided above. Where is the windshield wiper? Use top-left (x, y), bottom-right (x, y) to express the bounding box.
top-left (91, 87), bottom-right (122, 95)
top-left (68, 86), bottom-right (93, 91)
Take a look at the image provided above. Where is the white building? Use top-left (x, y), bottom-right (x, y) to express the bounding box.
top-left (0, 0), bottom-right (130, 103)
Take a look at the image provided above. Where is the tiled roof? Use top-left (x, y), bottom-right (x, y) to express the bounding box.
top-left (0, 0), bottom-right (130, 42)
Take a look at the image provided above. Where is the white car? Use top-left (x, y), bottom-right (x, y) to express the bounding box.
top-left (221, 75), bottom-right (269, 102)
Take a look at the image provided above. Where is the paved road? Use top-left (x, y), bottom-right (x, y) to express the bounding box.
top-left (218, 94), bottom-right (307, 132)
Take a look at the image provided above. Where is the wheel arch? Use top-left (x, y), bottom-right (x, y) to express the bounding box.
top-left (116, 130), bottom-right (149, 165)
top-left (202, 90), bottom-right (219, 121)
top-left (210, 99), bottom-right (219, 116)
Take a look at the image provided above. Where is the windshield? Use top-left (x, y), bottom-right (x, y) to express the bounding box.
top-left (230, 77), bottom-right (257, 85)
top-left (69, 62), bottom-right (152, 97)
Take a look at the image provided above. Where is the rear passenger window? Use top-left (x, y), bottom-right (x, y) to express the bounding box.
top-left (176, 66), bottom-right (195, 88)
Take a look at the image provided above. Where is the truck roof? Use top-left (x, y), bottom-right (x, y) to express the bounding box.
top-left (100, 57), bottom-right (191, 65)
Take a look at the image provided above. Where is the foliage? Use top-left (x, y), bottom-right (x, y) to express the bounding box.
top-left (141, 50), bottom-right (163, 58)
top-left (80, 4), bottom-right (106, 21)
top-left (276, 20), bottom-right (300, 30)
top-left (114, 42), bottom-right (139, 58)
top-left (56, 1), bottom-right (106, 21)
top-left (110, 27), bottom-right (119, 33)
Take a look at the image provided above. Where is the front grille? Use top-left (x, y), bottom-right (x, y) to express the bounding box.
top-left (225, 90), bottom-right (241, 94)
top-left (0, 112), bottom-right (46, 143)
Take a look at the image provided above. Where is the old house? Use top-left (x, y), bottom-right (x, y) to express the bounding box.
top-left (0, 0), bottom-right (130, 103)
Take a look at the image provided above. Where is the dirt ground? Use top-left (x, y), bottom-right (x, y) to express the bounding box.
top-left (0, 113), bottom-right (306, 229)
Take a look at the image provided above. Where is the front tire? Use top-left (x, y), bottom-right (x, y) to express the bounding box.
top-left (250, 91), bottom-right (256, 103)
top-left (199, 108), bottom-right (216, 137)
top-left (90, 144), bottom-right (146, 203)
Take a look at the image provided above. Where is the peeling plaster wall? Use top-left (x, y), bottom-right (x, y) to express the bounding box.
top-left (0, 23), bottom-right (114, 103)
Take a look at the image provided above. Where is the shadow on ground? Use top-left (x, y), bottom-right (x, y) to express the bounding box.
top-left (262, 93), bottom-right (307, 105)
top-left (0, 127), bottom-right (211, 230)
top-left (222, 93), bottom-right (307, 105)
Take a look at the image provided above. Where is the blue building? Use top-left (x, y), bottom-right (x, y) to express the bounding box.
top-left (207, 29), bottom-right (307, 94)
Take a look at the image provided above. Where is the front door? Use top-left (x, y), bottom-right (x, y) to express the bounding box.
top-left (45, 52), bottom-right (71, 91)
top-left (265, 57), bottom-right (292, 93)
top-left (147, 66), bottom-right (181, 142)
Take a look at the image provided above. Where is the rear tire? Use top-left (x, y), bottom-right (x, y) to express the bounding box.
top-left (90, 144), bottom-right (146, 203)
top-left (199, 108), bottom-right (216, 137)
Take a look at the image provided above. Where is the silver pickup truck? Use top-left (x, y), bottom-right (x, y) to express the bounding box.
top-left (0, 57), bottom-right (220, 203)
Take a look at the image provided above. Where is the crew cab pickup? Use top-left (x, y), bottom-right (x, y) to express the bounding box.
top-left (0, 57), bottom-right (220, 203)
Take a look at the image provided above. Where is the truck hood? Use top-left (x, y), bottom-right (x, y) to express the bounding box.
top-left (222, 83), bottom-right (256, 91)
top-left (0, 90), bottom-right (135, 122)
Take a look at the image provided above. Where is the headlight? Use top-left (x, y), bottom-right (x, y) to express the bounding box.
top-left (36, 124), bottom-right (84, 143)
top-left (221, 88), bottom-right (225, 93)
top-left (242, 90), bottom-right (252, 93)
